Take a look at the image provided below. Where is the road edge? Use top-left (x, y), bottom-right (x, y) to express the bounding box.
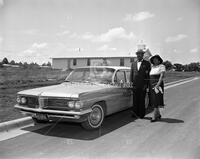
top-left (0, 117), bottom-right (33, 133)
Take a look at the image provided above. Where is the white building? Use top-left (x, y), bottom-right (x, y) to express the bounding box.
top-left (52, 56), bottom-right (137, 70)
top-left (51, 42), bottom-right (151, 70)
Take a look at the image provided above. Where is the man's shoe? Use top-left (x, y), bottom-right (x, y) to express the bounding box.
top-left (131, 114), bottom-right (137, 118)
top-left (131, 112), bottom-right (139, 118)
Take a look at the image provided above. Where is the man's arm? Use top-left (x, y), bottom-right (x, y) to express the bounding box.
top-left (130, 62), bottom-right (134, 87)
top-left (144, 61), bottom-right (151, 90)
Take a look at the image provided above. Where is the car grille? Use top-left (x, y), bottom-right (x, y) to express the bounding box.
top-left (44, 98), bottom-right (68, 107)
top-left (26, 96), bottom-right (39, 108)
top-left (24, 96), bottom-right (70, 110)
top-left (41, 98), bottom-right (70, 110)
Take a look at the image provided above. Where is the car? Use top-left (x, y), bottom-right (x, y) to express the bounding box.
top-left (15, 66), bottom-right (149, 130)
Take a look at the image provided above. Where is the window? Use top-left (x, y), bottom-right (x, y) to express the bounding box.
top-left (120, 58), bottom-right (124, 66)
top-left (114, 70), bottom-right (126, 83)
top-left (73, 59), bottom-right (77, 66)
top-left (130, 57), bottom-right (135, 63)
top-left (87, 58), bottom-right (90, 66)
top-left (125, 70), bottom-right (130, 83)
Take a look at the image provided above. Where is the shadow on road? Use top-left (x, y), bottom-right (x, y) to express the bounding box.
top-left (22, 107), bottom-right (183, 140)
top-left (23, 109), bottom-right (137, 140)
top-left (157, 118), bottom-right (184, 123)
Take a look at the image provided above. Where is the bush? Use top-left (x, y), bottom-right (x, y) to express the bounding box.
top-left (2, 57), bottom-right (9, 64)
top-left (0, 62), bottom-right (3, 68)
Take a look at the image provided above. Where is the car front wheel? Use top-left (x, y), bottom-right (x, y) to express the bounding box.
top-left (81, 103), bottom-right (105, 130)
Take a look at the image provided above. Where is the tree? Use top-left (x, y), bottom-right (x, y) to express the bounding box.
top-left (47, 61), bottom-right (51, 67)
top-left (183, 62), bottom-right (200, 72)
top-left (2, 57), bottom-right (9, 64)
top-left (188, 62), bottom-right (199, 72)
top-left (23, 62), bottom-right (28, 68)
top-left (163, 60), bottom-right (173, 71)
top-left (174, 63), bottom-right (183, 71)
top-left (10, 60), bottom-right (16, 65)
top-left (18, 62), bottom-right (23, 66)
top-left (28, 62), bottom-right (39, 69)
top-left (42, 63), bottom-right (46, 66)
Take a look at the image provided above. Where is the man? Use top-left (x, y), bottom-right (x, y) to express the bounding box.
top-left (130, 50), bottom-right (151, 118)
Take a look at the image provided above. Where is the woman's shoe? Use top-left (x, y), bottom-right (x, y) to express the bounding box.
top-left (150, 118), bottom-right (157, 122)
top-left (151, 115), bottom-right (161, 122)
top-left (157, 115), bottom-right (162, 119)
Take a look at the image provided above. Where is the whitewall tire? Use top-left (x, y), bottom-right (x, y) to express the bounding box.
top-left (81, 103), bottom-right (105, 130)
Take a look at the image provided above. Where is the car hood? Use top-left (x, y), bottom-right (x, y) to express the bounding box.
top-left (18, 82), bottom-right (111, 98)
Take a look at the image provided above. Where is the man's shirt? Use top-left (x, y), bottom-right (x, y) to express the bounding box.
top-left (130, 59), bottom-right (151, 89)
top-left (137, 59), bottom-right (143, 70)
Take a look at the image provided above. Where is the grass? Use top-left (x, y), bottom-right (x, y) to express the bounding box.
top-left (0, 67), bottom-right (199, 123)
top-left (0, 67), bottom-right (69, 89)
top-left (0, 67), bottom-right (69, 123)
top-left (164, 71), bottom-right (200, 83)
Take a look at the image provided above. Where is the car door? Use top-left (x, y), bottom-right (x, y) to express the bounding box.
top-left (125, 69), bottom-right (133, 108)
top-left (106, 69), bottom-right (130, 114)
top-left (125, 69), bottom-right (149, 109)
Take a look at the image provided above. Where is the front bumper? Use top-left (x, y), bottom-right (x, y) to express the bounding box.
top-left (14, 104), bottom-right (92, 122)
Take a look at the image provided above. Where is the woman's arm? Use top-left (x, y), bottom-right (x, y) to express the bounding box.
top-left (155, 72), bottom-right (165, 88)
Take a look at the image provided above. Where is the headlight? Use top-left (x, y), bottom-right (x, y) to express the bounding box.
top-left (16, 97), bottom-right (21, 103)
top-left (68, 101), bottom-right (75, 108)
top-left (68, 101), bottom-right (83, 109)
top-left (74, 101), bottom-right (83, 109)
top-left (21, 97), bottom-right (27, 104)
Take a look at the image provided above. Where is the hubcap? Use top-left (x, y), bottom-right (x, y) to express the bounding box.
top-left (89, 107), bottom-right (102, 126)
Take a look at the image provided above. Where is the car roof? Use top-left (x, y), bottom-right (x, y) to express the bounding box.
top-left (75, 66), bottom-right (130, 70)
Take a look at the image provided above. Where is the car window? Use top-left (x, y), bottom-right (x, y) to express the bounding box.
top-left (65, 67), bottom-right (115, 83)
top-left (126, 70), bottom-right (130, 83)
top-left (66, 69), bottom-right (90, 82)
top-left (114, 70), bottom-right (126, 83)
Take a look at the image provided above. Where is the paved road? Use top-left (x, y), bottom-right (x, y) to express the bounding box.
top-left (0, 78), bottom-right (200, 159)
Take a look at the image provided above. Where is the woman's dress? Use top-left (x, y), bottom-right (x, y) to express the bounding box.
top-left (149, 64), bottom-right (166, 108)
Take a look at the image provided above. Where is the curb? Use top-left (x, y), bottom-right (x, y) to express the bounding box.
top-left (0, 117), bottom-right (33, 133)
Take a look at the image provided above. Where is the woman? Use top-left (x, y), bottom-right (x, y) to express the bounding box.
top-left (149, 55), bottom-right (166, 122)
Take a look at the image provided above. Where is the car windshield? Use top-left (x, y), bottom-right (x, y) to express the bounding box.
top-left (65, 67), bottom-right (115, 84)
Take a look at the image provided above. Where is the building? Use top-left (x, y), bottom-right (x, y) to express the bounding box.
top-left (51, 41), bottom-right (152, 70)
top-left (52, 56), bottom-right (136, 70)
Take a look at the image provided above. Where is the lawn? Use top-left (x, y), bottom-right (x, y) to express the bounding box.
top-left (164, 71), bottom-right (200, 83)
top-left (0, 67), bottom-right (69, 89)
top-left (0, 67), bottom-right (69, 122)
top-left (0, 67), bottom-right (199, 123)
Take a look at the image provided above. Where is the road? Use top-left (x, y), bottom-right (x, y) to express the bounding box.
top-left (0, 78), bottom-right (200, 159)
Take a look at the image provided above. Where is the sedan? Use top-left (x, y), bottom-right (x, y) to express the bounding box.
top-left (15, 66), bottom-right (148, 130)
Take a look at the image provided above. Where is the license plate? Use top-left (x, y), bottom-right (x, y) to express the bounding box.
top-left (35, 114), bottom-right (48, 120)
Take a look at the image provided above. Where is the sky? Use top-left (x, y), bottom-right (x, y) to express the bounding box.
top-left (0, 0), bottom-right (199, 64)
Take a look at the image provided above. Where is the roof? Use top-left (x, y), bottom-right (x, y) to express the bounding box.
top-left (51, 56), bottom-right (135, 59)
top-left (75, 65), bottom-right (130, 70)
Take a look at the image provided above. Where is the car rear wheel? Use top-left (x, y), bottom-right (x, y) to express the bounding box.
top-left (81, 103), bottom-right (105, 130)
